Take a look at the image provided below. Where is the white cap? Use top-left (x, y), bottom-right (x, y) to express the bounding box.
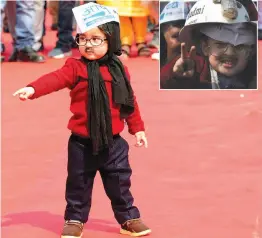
top-left (72, 2), bottom-right (120, 34)
top-left (179, 0), bottom-right (256, 46)
top-left (160, 1), bottom-right (186, 25)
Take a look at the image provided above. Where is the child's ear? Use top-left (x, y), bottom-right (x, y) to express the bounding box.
top-left (201, 40), bottom-right (209, 56)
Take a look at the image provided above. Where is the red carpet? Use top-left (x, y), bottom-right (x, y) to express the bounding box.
top-left (1, 16), bottom-right (262, 238)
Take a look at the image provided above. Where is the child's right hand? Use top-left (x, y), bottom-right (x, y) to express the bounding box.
top-left (173, 43), bottom-right (196, 78)
top-left (13, 87), bottom-right (35, 101)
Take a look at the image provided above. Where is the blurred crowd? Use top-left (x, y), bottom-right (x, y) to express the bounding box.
top-left (0, 0), bottom-right (159, 63)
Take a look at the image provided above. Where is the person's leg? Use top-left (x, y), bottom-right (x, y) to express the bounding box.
top-left (147, 1), bottom-right (158, 26)
top-left (119, 16), bottom-right (133, 59)
top-left (72, 0), bottom-right (80, 31)
top-left (48, 0), bottom-right (76, 59)
top-left (62, 135), bottom-right (98, 238)
top-left (146, 0), bottom-right (159, 60)
top-left (33, 0), bottom-right (45, 51)
top-left (6, 0), bottom-right (45, 62)
top-left (99, 136), bottom-right (151, 236)
top-left (132, 16), bottom-right (152, 57)
top-left (48, 0), bottom-right (59, 30)
top-left (14, 0), bottom-right (34, 49)
top-left (3, 12), bottom-right (8, 32)
top-left (42, 1), bottom-right (47, 39)
top-left (5, 0), bottom-right (16, 40)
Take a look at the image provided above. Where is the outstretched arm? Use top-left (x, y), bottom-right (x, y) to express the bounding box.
top-left (13, 58), bottom-right (77, 100)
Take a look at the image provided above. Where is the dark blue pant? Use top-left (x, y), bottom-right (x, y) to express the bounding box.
top-left (56, 0), bottom-right (75, 50)
top-left (64, 134), bottom-right (140, 224)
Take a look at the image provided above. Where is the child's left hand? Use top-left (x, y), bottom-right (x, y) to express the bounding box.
top-left (135, 131), bottom-right (148, 148)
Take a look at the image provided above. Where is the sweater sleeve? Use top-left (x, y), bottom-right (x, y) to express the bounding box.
top-left (27, 58), bottom-right (77, 99)
top-left (160, 56), bottom-right (179, 88)
top-left (160, 55), bottom-right (204, 89)
top-left (124, 66), bottom-right (145, 135)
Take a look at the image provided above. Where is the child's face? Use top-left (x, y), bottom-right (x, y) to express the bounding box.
top-left (78, 27), bottom-right (108, 60)
top-left (163, 25), bottom-right (182, 56)
top-left (202, 38), bottom-right (253, 77)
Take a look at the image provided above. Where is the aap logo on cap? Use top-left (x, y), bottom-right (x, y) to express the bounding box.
top-left (73, 2), bottom-right (119, 33)
top-left (160, 1), bottom-right (186, 25)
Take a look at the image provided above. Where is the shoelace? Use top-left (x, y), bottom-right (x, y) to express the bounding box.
top-left (124, 218), bottom-right (141, 227)
top-left (65, 220), bottom-right (84, 229)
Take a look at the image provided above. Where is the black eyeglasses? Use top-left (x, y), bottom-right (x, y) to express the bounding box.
top-left (207, 42), bottom-right (252, 58)
top-left (75, 36), bottom-right (107, 47)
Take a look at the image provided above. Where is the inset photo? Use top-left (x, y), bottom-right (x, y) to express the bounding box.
top-left (159, 0), bottom-right (258, 90)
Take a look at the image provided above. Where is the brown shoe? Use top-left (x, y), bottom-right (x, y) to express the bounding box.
top-left (120, 218), bottom-right (151, 237)
top-left (61, 220), bottom-right (84, 238)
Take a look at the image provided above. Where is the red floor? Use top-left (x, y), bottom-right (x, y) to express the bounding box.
top-left (1, 19), bottom-right (262, 238)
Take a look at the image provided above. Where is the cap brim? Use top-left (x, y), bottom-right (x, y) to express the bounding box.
top-left (179, 22), bottom-right (257, 47)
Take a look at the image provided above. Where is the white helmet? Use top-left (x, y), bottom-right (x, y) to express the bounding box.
top-left (179, 0), bottom-right (257, 46)
top-left (160, 1), bottom-right (195, 25)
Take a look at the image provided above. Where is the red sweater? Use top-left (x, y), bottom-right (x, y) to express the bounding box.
top-left (28, 58), bottom-right (145, 137)
top-left (160, 55), bottom-right (210, 89)
top-left (160, 55), bottom-right (256, 89)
